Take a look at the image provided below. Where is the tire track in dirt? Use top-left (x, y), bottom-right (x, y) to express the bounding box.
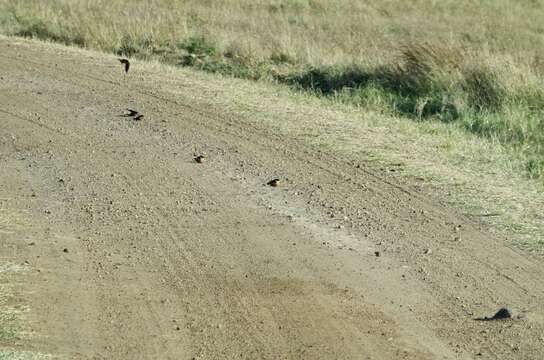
top-left (0, 46), bottom-right (438, 358)
top-left (0, 69), bottom-right (370, 358)
top-left (0, 97), bottom-right (188, 359)
top-left (1, 37), bottom-right (544, 359)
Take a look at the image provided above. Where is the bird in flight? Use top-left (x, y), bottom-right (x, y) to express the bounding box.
top-left (194, 155), bottom-right (205, 163)
top-left (118, 58), bottom-right (130, 73)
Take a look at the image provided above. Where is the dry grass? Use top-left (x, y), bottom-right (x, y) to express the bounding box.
top-left (0, 211), bottom-right (39, 358)
top-left (1, 0), bottom-right (544, 67)
top-left (0, 351), bottom-right (51, 360)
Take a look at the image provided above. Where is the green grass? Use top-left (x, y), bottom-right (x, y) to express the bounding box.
top-left (0, 208), bottom-right (49, 359)
top-left (0, 311), bottom-right (17, 342)
top-left (0, 351), bottom-right (51, 360)
top-left (0, 285), bottom-right (21, 345)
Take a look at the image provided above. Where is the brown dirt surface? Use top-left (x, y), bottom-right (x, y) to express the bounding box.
top-left (0, 37), bottom-right (543, 359)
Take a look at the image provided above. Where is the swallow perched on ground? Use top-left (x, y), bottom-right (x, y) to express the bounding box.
top-left (121, 109), bottom-right (139, 117)
top-left (118, 58), bottom-right (130, 73)
top-left (133, 114), bottom-right (144, 121)
top-left (267, 178), bottom-right (280, 187)
top-left (194, 155), bottom-right (205, 163)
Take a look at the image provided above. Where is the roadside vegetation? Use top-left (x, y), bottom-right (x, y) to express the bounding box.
top-left (0, 0), bottom-right (543, 250)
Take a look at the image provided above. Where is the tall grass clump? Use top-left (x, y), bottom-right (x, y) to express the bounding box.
top-left (177, 35), bottom-right (217, 66)
top-left (282, 43), bottom-right (509, 119)
top-left (9, 10), bottom-right (85, 46)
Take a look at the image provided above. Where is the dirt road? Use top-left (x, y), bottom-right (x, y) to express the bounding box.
top-left (1, 37), bottom-right (543, 359)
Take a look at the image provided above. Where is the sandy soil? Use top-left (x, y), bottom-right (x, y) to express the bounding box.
top-left (0, 37), bottom-right (543, 359)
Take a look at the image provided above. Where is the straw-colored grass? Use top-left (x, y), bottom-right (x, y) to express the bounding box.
top-left (1, 0), bottom-right (544, 67)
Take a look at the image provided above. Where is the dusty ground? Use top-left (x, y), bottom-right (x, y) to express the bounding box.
top-left (0, 37), bottom-right (543, 359)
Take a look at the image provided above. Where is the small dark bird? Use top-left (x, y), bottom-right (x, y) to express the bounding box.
top-left (133, 114), bottom-right (144, 121)
top-left (267, 178), bottom-right (280, 187)
top-left (118, 58), bottom-right (130, 73)
top-left (121, 109), bottom-right (139, 117)
top-left (194, 155), bottom-right (205, 163)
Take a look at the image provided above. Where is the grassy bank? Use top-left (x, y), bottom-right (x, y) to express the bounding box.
top-left (1, 0), bottom-right (543, 178)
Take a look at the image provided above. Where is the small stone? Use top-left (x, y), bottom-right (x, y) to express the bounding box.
top-left (63, 248), bottom-right (69, 253)
top-left (374, 251), bottom-right (380, 257)
top-left (424, 248), bottom-right (432, 254)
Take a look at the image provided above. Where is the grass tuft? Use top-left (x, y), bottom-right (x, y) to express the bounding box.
top-left (178, 35), bottom-right (217, 66)
top-left (463, 67), bottom-right (505, 111)
top-left (10, 10), bottom-right (85, 47)
top-left (115, 34), bottom-right (153, 58)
